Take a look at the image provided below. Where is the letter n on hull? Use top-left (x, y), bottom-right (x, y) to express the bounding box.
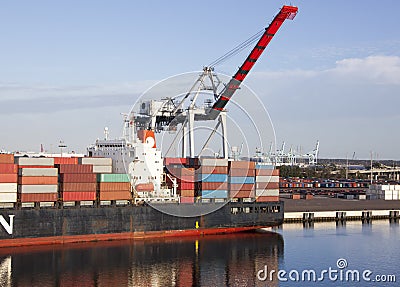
top-left (0, 215), bottom-right (14, 235)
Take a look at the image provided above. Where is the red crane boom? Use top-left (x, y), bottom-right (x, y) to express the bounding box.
top-left (207, 5), bottom-right (298, 120)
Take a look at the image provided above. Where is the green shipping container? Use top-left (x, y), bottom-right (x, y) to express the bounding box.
top-left (97, 174), bottom-right (130, 183)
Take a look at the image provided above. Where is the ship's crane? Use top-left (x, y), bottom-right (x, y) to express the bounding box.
top-left (135, 5), bottom-right (298, 158)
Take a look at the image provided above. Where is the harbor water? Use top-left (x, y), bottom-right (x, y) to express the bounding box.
top-left (0, 220), bottom-right (398, 286)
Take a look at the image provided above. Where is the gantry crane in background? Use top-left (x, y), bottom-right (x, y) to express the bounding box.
top-left (134, 5), bottom-right (298, 158)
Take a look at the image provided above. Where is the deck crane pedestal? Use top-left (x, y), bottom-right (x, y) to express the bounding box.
top-left (134, 5), bottom-right (298, 159)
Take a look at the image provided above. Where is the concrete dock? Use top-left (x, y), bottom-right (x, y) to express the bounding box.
top-left (283, 197), bottom-right (400, 223)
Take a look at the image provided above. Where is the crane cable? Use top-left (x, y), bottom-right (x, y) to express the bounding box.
top-left (208, 28), bottom-right (265, 68)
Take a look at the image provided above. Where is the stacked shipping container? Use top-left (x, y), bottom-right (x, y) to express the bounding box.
top-left (255, 164), bottom-right (280, 202)
top-left (165, 158), bottom-right (196, 203)
top-left (228, 161), bottom-right (255, 198)
top-left (57, 163), bottom-right (97, 202)
top-left (97, 174), bottom-right (131, 201)
top-left (80, 157), bottom-right (112, 174)
top-left (197, 158), bottom-right (228, 199)
top-left (16, 157), bottom-right (58, 204)
top-left (0, 154), bottom-right (18, 204)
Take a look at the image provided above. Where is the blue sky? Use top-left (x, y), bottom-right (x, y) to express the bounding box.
top-left (1, 1), bottom-right (400, 159)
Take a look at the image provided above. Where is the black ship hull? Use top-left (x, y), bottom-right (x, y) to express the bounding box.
top-left (0, 201), bottom-right (283, 247)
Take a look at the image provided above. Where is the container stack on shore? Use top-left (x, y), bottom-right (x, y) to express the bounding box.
top-left (255, 164), bottom-right (280, 202)
top-left (228, 161), bottom-right (255, 199)
top-left (0, 154), bottom-right (18, 206)
top-left (58, 163), bottom-right (97, 203)
top-left (196, 158), bottom-right (228, 200)
top-left (97, 173), bottom-right (131, 201)
top-left (16, 157), bottom-right (58, 206)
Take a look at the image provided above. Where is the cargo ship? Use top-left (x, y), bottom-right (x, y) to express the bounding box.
top-left (0, 5), bottom-right (298, 247)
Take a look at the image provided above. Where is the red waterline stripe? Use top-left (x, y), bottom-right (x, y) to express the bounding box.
top-left (0, 226), bottom-right (270, 248)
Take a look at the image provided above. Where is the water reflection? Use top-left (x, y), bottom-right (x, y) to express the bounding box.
top-left (0, 232), bottom-right (284, 287)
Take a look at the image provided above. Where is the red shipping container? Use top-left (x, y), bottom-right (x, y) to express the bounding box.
top-left (18, 176), bottom-right (58, 185)
top-left (18, 165), bottom-right (54, 169)
top-left (199, 182), bottom-right (228, 190)
top-left (178, 181), bottom-right (195, 190)
top-left (255, 182), bottom-right (279, 189)
top-left (166, 167), bottom-right (194, 177)
top-left (196, 166), bottom-right (228, 174)
top-left (0, 164), bottom-right (18, 174)
top-left (57, 164), bottom-right (93, 174)
top-left (53, 157), bottom-right (79, 165)
top-left (256, 196), bottom-right (280, 202)
top-left (230, 190), bottom-right (254, 198)
top-left (229, 183), bottom-right (254, 191)
top-left (98, 182), bottom-right (131, 192)
top-left (62, 191), bottom-right (96, 201)
top-left (229, 161), bottom-right (255, 169)
top-left (180, 197), bottom-right (195, 204)
top-left (0, 174), bottom-right (18, 183)
top-left (164, 157), bottom-right (187, 166)
top-left (60, 173), bottom-right (97, 183)
top-left (229, 168), bottom-right (255, 177)
top-left (180, 189), bottom-right (195, 197)
top-left (0, 154), bottom-right (14, 164)
top-left (60, 183), bottom-right (97, 192)
top-left (99, 191), bottom-right (132, 200)
top-left (256, 169), bottom-right (279, 176)
top-left (20, 193), bottom-right (58, 202)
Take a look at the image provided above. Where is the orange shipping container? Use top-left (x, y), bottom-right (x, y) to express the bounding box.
top-left (229, 168), bottom-right (255, 177)
top-left (178, 181), bottom-right (195, 190)
top-left (230, 190), bottom-right (254, 198)
top-left (229, 161), bottom-right (255, 169)
top-left (60, 183), bottom-right (97, 192)
top-left (53, 157), bottom-right (79, 165)
top-left (57, 164), bottom-right (93, 174)
top-left (60, 173), bottom-right (97, 183)
top-left (196, 166), bottom-right (228, 174)
top-left (0, 164), bottom-right (18, 174)
top-left (0, 154), bottom-right (14, 164)
top-left (18, 176), bottom-right (58, 185)
top-left (180, 197), bottom-right (195, 204)
top-left (166, 167), bottom-right (195, 177)
top-left (0, 174), bottom-right (18, 183)
top-left (256, 196), bottom-right (280, 202)
top-left (180, 189), bottom-right (195, 197)
top-left (20, 193), bottom-right (58, 202)
top-left (18, 165), bottom-right (54, 169)
top-left (199, 182), bottom-right (228, 190)
top-left (229, 183), bottom-right (254, 191)
top-left (99, 191), bottom-right (131, 200)
top-left (256, 169), bottom-right (279, 176)
top-left (62, 191), bottom-right (96, 201)
top-left (255, 182), bottom-right (279, 190)
top-left (98, 182), bottom-right (131, 192)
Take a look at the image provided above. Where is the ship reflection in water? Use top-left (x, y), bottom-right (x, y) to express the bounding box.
top-left (0, 232), bottom-right (283, 287)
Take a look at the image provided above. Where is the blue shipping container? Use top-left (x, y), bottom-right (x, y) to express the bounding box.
top-left (229, 176), bottom-right (255, 184)
top-left (255, 164), bottom-right (275, 170)
top-left (199, 174), bottom-right (228, 182)
top-left (201, 190), bottom-right (228, 198)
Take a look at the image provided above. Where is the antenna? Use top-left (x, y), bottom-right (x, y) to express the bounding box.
top-left (58, 140), bottom-right (67, 157)
top-left (104, 127), bottom-right (109, 140)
